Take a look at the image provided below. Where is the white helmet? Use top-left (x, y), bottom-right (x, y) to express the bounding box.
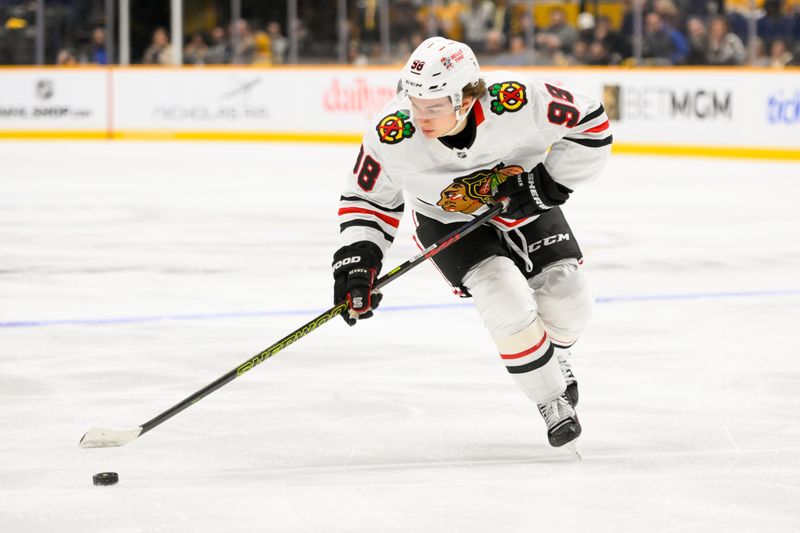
top-left (399, 37), bottom-right (480, 114)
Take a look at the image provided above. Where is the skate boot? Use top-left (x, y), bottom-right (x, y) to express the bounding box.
top-left (537, 393), bottom-right (581, 447)
top-left (557, 350), bottom-right (579, 407)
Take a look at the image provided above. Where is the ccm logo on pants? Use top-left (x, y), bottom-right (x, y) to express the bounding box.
top-left (527, 233), bottom-right (570, 253)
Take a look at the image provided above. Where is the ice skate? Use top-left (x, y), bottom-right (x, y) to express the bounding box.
top-left (557, 350), bottom-right (579, 407)
top-left (537, 393), bottom-right (581, 447)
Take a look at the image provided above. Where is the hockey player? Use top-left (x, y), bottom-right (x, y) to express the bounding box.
top-left (332, 37), bottom-right (612, 447)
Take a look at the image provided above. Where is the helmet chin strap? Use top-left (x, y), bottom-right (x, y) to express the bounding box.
top-left (441, 99), bottom-right (477, 137)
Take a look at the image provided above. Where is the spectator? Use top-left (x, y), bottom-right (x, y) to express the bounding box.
top-left (491, 0), bottom-right (512, 37)
top-left (654, 0), bottom-right (690, 64)
top-left (588, 41), bottom-right (612, 65)
top-left (253, 31), bottom-right (272, 65)
top-left (570, 39), bottom-right (590, 64)
top-left (758, 0), bottom-right (793, 48)
top-left (81, 27), bottom-right (107, 65)
top-left (685, 16), bottom-right (708, 65)
top-left (437, 0), bottom-right (467, 41)
top-left (535, 7), bottom-right (578, 54)
top-left (750, 38), bottom-right (771, 66)
top-left (594, 16), bottom-right (628, 63)
top-left (518, 7), bottom-right (536, 46)
top-left (183, 32), bottom-right (208, 65)
top-left (348, 40), bottom-right (369, 65)
top-left (205, 26), bottom-right (231, 64)
top-left (491, 34), bottom-right (538, 65)
top-left (142, 27), bottom-right (172, 65)
top-left (416, 3), bottom-right (442, 38)
top-left (57, 48), bottom-right (78, 65)
top-left (706, 15), bottom-right (746, 65)
top-left (576, 12), bottom-right (596, 44)
top-left (266, 21), bottom-right (288, 64)
top-left (726, 7), bottom-right (750, 42)
top-left (460, 0), bottom-right (495, 53)
top-left (769, 38), bottom-right (794, 67)
top-left (667, 28), bottom-right (690, 64)
top-left (231, 19), bottom-right (256, 64)
top-left (654, 0), bottom-right (682, 27)
top-left (482, 29), bottom-right (506, 55)
top-left (642, 12), bottom-right (677, 64)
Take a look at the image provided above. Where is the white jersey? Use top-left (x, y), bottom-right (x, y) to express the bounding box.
top-left (338, 71), bottom-right (612, 256)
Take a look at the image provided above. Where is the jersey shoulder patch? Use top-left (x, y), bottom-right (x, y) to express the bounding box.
top-left (375, 110), bottom-right (415, 145)
top-left (487, 81), bottom-right (528, 115)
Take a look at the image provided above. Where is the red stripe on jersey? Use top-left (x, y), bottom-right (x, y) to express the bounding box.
top-left (580, 120), bottom-right (609, 134)
top-left (492, 215), bottom-right (529, 228)
top-left (474, 100), bottom-right (485, 127)
top-left (500, 333), bottom-right (548, 360)
top-left (338, 207), bottom-right (400, 228)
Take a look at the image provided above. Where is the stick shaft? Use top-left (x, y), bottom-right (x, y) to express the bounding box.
top-left (137, 203), bottom-right (505, 438)
top-left (139, 302), bottom-right (347, 436)
top-left (374, 202), bottom-right (506, 291)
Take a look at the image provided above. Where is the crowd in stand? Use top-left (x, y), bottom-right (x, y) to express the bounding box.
top-left (2, 0), bottom-right (799, 67)
top-left (385, 0), bottom-right (800, 67)
top-left (134, 20), bottom-right (290, 66)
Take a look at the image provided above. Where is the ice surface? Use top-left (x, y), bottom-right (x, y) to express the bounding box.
top-left (1, 141), bottom-right (799, 532)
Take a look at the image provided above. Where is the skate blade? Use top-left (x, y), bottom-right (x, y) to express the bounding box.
top-left (565, 441), bottom-right (583, 460)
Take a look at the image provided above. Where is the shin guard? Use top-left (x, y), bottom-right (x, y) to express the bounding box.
top-left (495, 319), bottom-right (566, 404)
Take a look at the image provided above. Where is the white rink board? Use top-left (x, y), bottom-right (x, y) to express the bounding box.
top-left (0, 69), bottom-right (107, 130)
top-left (0, 67), bottom-right (798, 152)
top-left (109, 68), bottom-right (800, 149)
top-left (111, 68), bottom-right (399, 132)
top-left (550, 69), bottom-right (800, 148)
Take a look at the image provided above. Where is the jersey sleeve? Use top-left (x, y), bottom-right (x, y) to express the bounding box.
top-left (532, 81), bottom-right (612, 191)
top-left (338, 141), bottom-right (405, 258)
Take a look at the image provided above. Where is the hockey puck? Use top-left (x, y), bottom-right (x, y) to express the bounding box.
top-left (92, 472), bottom-right (119, 486)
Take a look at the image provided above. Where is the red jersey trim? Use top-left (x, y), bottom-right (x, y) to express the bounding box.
top-left (338, 207), bottom-right (400, 228)
top-left (492, 215), bottom-right (529, 228)
top-left (580, 120), bottom-right (609, 134)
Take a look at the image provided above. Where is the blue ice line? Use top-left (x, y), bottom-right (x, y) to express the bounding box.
top-left (1, 289), bottom-right (799, 329)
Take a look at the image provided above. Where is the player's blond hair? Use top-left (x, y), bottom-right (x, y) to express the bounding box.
top-left (463, 79), bottom-right (487, 100)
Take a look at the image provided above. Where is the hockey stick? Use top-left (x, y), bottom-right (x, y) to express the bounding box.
top-left (79, 200), bottom-right (508, 449)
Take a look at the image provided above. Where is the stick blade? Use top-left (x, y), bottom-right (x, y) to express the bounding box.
top-left (79, 427), bottom-right (142, 448)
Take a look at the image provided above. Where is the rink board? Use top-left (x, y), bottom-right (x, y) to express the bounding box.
top-left (0, 68), bottom-right (109, 135)
top-left (0, 66), bottom-right (798, 159)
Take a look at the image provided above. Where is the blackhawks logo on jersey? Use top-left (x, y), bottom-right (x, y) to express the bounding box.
top-left (376, 110), bottom-right (415, 144)
top-left (488, 81), bottom-right (528, 115)
top-left (437, 164), bottom-right (524, 214)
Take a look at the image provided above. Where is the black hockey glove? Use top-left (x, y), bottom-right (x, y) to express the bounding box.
top-left (492, 163), bottom-right (572, 219)
top-left (332, 241), bottom-right (384, 326)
